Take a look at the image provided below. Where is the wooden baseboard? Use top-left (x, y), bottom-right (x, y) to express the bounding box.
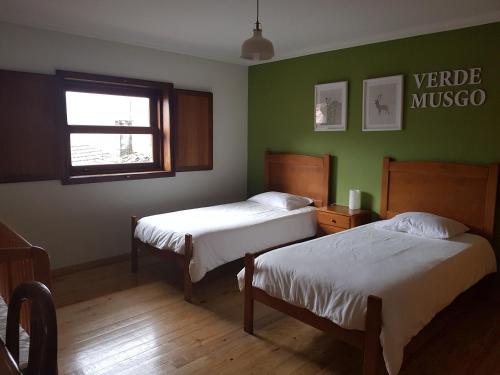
top-left (52, 254), bottom-right (130, 278)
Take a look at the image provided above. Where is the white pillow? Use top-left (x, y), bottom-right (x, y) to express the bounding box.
top-left (248, 191), bottom-right (314, 210)
top-left (374, 212), bottom-right (469, 239)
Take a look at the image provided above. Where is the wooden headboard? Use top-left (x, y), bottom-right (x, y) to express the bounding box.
top-left (265, 151), bottom-right (330, 208)
top-left (380, 157), bottom-right (499, 239)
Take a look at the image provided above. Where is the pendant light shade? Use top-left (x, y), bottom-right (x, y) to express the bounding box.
top-left (241, 0), bottom-right (274, 60)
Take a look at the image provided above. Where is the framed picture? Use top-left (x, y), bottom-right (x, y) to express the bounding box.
top-left (314, 81), bottom-right (347, 131)
top-left (362, 75), bottom-right (403, 131)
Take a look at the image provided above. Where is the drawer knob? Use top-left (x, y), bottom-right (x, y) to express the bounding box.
top-left (330, 218), bottom-right (336, 223)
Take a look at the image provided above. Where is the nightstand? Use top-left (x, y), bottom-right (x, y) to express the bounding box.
top-left (316, 204), bottom-right (371, 236)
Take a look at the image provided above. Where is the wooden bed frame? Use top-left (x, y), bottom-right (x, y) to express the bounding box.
top-left (131, 151), bottom-right (331, 302)
top-left (244, 157), bottom-right (498, 375)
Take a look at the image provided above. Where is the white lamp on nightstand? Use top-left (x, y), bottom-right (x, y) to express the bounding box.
top-left (348, 189), bottom-right (361, 210)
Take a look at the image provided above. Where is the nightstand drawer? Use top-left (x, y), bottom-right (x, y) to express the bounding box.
top-left (318, 223), bottom-right (345, 235)
top-left (317, 211), bottom-right (350, 229)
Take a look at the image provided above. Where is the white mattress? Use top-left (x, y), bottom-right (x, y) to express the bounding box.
top-left (135, 201), bottom-right (316, 282)
top-left (237, 223), bottom-right (497, 375)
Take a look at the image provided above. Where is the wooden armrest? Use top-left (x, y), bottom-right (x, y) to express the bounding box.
top-left (0, 222), bottom-right (30, 249)
top-left (6, 281), bottom-right (57, 375)
top-left (0, 247), bottom-right (35, 262)
top-left (0, 341), bottom-right (20, 375)
top-left (30, 247), bottom-right (52, 290)
top-left (0, 247), bottom-right (52, 290)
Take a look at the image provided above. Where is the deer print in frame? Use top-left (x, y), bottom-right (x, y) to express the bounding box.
top-left (374, 94), bottom-right (390, 115)
top-left (362, 75), bottom-right (403, 131)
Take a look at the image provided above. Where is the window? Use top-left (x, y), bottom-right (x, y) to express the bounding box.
top-left (58, 71), bottom-right (173, 183)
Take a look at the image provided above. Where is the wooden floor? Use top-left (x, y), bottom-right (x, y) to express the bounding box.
top-left (53, 256), bottom-right (500, 375)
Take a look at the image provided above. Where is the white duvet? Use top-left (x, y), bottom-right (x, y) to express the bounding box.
top-left (135, 201), bottom-right (316, 282)
top-left (237, 223), bottom-right (497, 375)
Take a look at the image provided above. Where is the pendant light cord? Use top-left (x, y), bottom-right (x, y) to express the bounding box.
top-left (255, 0), bottom-right (261, 30)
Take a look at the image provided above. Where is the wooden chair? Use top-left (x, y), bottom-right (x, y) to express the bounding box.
top-left (0, 222), bottom-right (52, 333)
top-left (2, 281), bottom-right (58, 375)
top-left (0, 221), bottom-right (57, 374)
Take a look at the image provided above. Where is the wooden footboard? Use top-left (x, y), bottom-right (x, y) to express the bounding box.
top-left (243, 252), bottom-right (383, 375)
top-left (131, 216), bottom-right (194, 302)
top-left (0, 222), bottom-right (52, 333)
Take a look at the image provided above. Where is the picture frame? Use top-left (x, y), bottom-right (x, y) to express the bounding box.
top-left (362, 75), bottom-right (403, 131)
top-left (314, 81), bottom-right (348, 131)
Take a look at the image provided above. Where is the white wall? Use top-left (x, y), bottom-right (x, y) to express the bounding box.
top-left (0, 22), bottom-right (248, 269)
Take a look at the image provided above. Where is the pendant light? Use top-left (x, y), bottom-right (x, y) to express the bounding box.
top-left (241, 0), bottom-right (274, 60)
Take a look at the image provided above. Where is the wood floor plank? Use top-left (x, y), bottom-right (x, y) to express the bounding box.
top-left (54, 257), bottom-right (500, 375)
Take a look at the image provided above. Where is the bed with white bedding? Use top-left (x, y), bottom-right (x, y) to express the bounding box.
top-left (136, 201), bottom-right (316, 282)
top-left (237, 222), bottom-right (497, 375)
top-left (238, 157), bottom-right (499, 375)
top-left (131, 151), bottom-right (331, 301)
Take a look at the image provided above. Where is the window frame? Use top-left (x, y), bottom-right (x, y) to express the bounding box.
top-left (57, 71), bottom-right (175, 184)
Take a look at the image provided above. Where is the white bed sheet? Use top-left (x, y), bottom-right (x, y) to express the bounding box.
top-left (237, 223), bottom-right (497, 375)
top-left (135, 201), bottom-right (316, 282)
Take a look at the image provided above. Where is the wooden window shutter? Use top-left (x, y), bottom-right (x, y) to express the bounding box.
top-left (174, 89), bottom-right (213, 171)
top-left (0, 70), bottom-right (59, 183)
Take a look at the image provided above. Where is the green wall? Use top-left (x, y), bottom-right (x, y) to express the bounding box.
top-left (248, 22), bottom-right (500, 246)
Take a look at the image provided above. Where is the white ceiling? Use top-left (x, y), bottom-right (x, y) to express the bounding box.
top-left (1, 0), bottom-right (499, 65)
